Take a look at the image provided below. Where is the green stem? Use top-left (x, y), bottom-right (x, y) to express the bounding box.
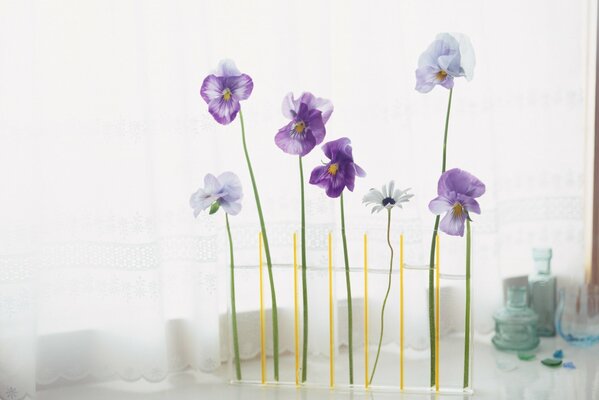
top-left (238, 110), bottom-right (279, 381)
top-left (340, 193), bottom-right (354, 384)
top-left (226, 213), bottom-right (242, 380)
top-left (463, 219), bottom-right (471, 388)
top-left (299, 156), bottom-right (309, 382)
top-left (428, 87), bottom-right (453, 386)
top-left (369, 208), bottom-right (394, 384)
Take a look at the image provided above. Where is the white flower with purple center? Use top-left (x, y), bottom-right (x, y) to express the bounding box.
top-left (190, 172), bottom-right (243, 216)
top-left (275, 92), bottom-right (333, 156)
top-left (363, 181), bottom-right (413, 214)
top-left (428, 168), bottom-right (485, 236)
top-left (415, 33), bottom-right (475, 94)
top-left (200, 60), bottom-right (253, 125)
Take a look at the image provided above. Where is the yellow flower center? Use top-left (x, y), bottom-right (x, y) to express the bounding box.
top-left (223, 88), bottom-right (232, 101)
top-left (294, 121), bottom-right (306, 134)
top-left (452, 202), bottom-right (464, 218)
top-left (328, 163), bottom-right (339, 175)
top-left (436, 70), bottom-right (448, 81)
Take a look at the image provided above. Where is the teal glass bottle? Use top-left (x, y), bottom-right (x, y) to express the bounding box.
top-left (528, 248), bottom-right (557, 337)
top-left (493, 286), bottom-right (540, 351)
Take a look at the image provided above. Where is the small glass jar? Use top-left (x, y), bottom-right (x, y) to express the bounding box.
top-left (492, 286), bottom-right (540, 351)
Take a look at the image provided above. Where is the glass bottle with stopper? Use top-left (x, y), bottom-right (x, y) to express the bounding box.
top-left (493, 286), bottom-right (540, 351)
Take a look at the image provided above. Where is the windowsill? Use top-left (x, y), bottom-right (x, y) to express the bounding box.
top-left (35, 336), bottom-right (599, 400)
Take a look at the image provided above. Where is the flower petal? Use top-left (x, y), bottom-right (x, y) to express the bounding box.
top-left (354, 163), bottom-right (366, 177)
top-left (343, 162), bottom-right (356, 192)
top-left (200, 75), bottom-right (225, 104)
top-left (203, 173), bottom-right (222, 194)
top-left (450, 32), bottom-right (475, 81)
top-left (215, 59), bottom-right (241, 77)
top-left (218, 171), bottom-right (243, 202)
top-left (300, 92), bottom-right (334, 124)
top-left (227, 74), bottom-right (253, 101)
top-left (438, 168), bottom-right (485, 198)
top-left (274, 122), bottom-right (317, 156)
top-left (459, 194), bottom-right (481, 214)
top-left (322, 137), bottom-right (351, 161)
top-left (208, 97), bottom-right (240, 125)
top-left (428, 196), bottom-right (453, 215)
top-left (220, 198), bottom-right (242, 216)
top-left (190, 189), bottom-right (217, 217)
top-left (309, 165), bottom-right (330, 186)
top-left (281, 92), bottom-right (300, 119)
top-left (306, 109), bottom-right (326, 145)
top-left (415, 66), bottom-right (440, 93)
top-left (363, 189), bottom-right (384, 205)
top-left (371, 205), bottom-right (384, 214)
top-left (439, 208), bottom-right (466, 237)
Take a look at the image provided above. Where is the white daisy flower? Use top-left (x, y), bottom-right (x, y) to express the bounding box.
top-left (362, 181), bottom-right (413, 214)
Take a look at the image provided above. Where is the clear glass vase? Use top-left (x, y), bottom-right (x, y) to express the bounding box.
top-left (225, 230), bottom-right (475, 394)
top-left (555, 284), bottom-right (599, 347)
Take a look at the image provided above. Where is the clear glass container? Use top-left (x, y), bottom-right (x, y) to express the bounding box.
top-left (528, 248), bottom-right (556, 337)
top-left (492, 286), bottom-right (540, 351)
top-left (556, 284), bottom-right (599, 347)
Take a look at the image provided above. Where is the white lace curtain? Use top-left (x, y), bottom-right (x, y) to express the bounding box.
top-left (0, 0), bottom-right (591, 398)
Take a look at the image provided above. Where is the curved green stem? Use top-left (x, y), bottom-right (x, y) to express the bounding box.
top-left (226, 213), bottom-right (242, 380)
top-left (463, 219), bottom-right (472, 388)
top-left (428, 87), bottom-right (453, 386)
top-left (369, 209), bottom-right (394, 384)
top-left (239, 110), bottom-right (279, 381)
top-left (299, 156), bottom-right (309, 382)
top-left (340, 193), bottom-right (354, 384)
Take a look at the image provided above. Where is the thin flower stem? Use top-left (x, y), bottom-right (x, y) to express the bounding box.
top-left (463, 219), bottom-right (472, 388)
top-left (239, 110), bottom-right (279, 381)
top-left (340, 192), bottom-right (354, 384)
top-left (428, 87), bottom-right (453, 386)
top-left (441, 88), bottom-right (453, 172)
top-left (369, 208), bottom-right (394, 385)
top-left (226, 213), bottom-right (242, 380)
top-left (299, 156), bottom-right (309, 382)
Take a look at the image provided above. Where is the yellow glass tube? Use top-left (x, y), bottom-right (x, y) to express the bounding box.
top-left (293, 233), bottom-right (299, 386)
top-left (259, 232), bottom-right (266, 385)
top-left (400, 234), bottom-right (404, 390)
top-left (435, 234), bottom-right (440, 392)
top-left (364, 233), bottom-right (369, 389)
top-left (328, 232), bottom-right (334, 388)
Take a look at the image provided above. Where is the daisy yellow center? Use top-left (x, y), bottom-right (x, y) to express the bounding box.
top-left (328, 163), bottom-right (339, 175)
top-left (436, 70), bottom-right (448, 81)
top-left (452, 202), bottom-right (464, 217)
top-left (294, 121), bottom-right (306, 134)
top-left (223, 88), bottom-right (232, 101)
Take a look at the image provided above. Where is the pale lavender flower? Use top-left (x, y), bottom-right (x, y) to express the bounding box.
top-left (428, 168), bottom-right (485, 236)
top-left (190, 172), bottom-right (243, 216)
top-left (415, 33), bottom-right (475, 93)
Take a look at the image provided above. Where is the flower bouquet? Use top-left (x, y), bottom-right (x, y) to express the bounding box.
top-left (189, 32), bottom-right (485, 394)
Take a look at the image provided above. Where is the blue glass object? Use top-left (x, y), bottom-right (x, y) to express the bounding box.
top-left (552, 349), bottom-right (563, 359)
top-left (528, 248), bottom-right (556, 337)
top-left (493, 286), bottom-right (540, 351)
top-left (556, 284), bottom-right (599, 347)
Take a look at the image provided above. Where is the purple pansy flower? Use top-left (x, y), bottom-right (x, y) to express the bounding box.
top-left (309, 137), bottom-right (366, 198)
top-left (190, 172), bottom-right (243, 216)
top-left (428, 168), bottom-right (485, 236)
top-left (200, 60), bottom-right (253, 125)
top-left (415, 33), bottom-right (475, 93)
top-left (275, 92), bottom-right (333, 156)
